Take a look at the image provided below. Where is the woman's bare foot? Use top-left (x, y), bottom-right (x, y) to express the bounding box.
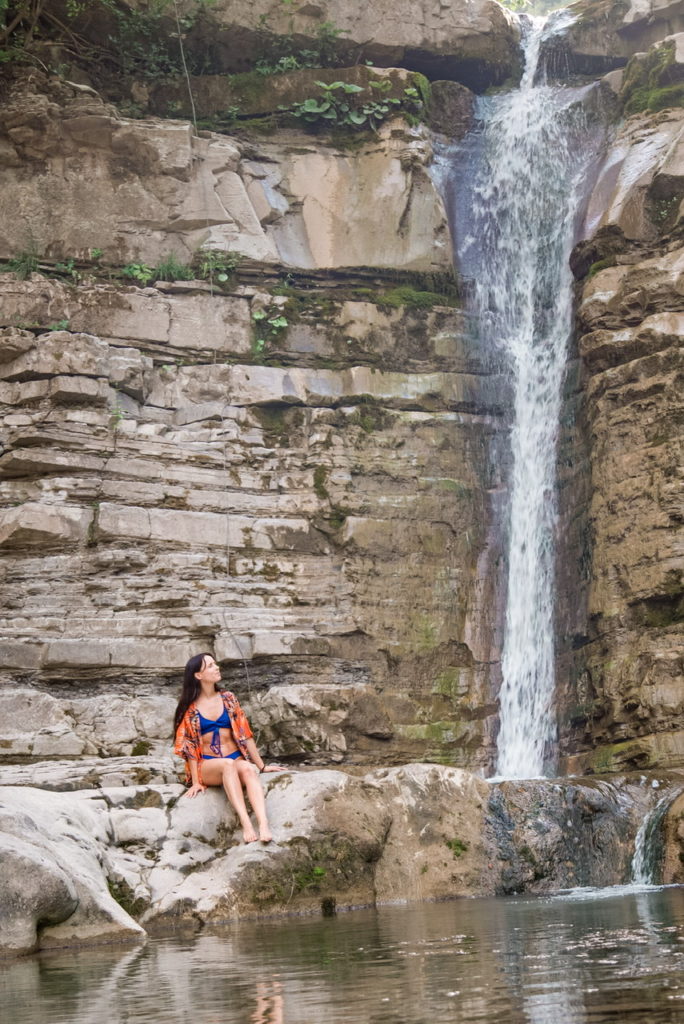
top-left (242, 824), bottom-right (258, 843)
top-left (259, 826), bottom-right (272, 843)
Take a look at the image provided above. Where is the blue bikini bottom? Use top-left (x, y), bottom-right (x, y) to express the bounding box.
top-left (203, 750), bottom-right (242, 761)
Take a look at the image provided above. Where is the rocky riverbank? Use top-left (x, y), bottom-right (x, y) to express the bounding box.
top-left (2, 757), bottom-right (678, 956)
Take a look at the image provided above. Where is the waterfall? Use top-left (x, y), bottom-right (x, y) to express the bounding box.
top-left (437, 16), bottom-right (603, 779)
top-left (631, 788), bottom-right (683, 885)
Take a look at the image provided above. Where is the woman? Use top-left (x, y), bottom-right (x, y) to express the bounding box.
top-left (173, 652), bottom-right (283, 843)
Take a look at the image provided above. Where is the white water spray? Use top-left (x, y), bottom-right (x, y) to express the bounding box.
top-left (631, 787), bottom-right (683, 885)
top-left (448, 18), bottom-right (600, 778)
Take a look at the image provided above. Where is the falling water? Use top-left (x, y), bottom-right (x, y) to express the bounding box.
top-left (631, 788), bottom-right (683, 885)
top-left (442, 17), bottom-right (602, 778)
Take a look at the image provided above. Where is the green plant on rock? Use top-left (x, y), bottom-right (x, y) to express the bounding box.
top-left (0, 0), bottom-right (216, 78)
top-left (54, 258), bottom-right (81, 282)
top-left (280, 76), bottom-right (423, 133)
top-left (287, 80), bottom-right (365, 126)
top-left (196, 105), bottom-right (241, 132)
top-left (195, 248), bottom-right (241, 284)
top-left (7, 245), bottom-right (40, 280)
top-left (251, 305), bottom-right (289, 361)
top-left (445, 838), bottom-right (469, 858)
top-left (587, 257), bottom-right (617, 278)
top-left (110, 402), bottom-right (126, 430)
top-left (122, 262), bottom-right (154, 286)
top-left (621, 39), bottom-right (684, 115)
top-left (284, 78), bottom-right (425, 133)
top-left (155, 253), bottom-right (194, 282)
top-left (253, 16), bottom-right (348, 76)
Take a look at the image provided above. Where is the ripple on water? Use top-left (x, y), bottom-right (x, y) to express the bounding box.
top-left (3, 888), bottom-right (684, 1024)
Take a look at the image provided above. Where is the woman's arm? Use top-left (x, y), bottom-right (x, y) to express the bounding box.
top-left (244, 738), bottom-right (283, 773)
top-left (185, 757), bottom-right (207, 797)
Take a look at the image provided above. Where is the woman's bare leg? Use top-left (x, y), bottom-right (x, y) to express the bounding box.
top-left (237, 760), bottom-right (272, 842)
top-left (201, 758), bottom-right (257, 842)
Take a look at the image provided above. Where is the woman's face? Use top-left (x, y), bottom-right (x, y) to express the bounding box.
top-left (195, 655), bottom-right (221, 686)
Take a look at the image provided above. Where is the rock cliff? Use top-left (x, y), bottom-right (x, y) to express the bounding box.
top-left (557, 37), bottom-right (684, 775)
top-left (0, 67), bottom-right (508, 773)
top-left (0, 0), bottom-right (683, 956)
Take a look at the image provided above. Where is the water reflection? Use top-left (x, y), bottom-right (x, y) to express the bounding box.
top-left (3, 889), bottom-right (684, 1024)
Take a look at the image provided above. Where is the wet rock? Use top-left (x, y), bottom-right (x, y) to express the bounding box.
top-left (486, 778), bottom-right (647, 893)
top-left (427, 81), bottom-right (476, 138)
top-left (0, 832), bottom-right (79, 956)
top-left (539, 0), bottom-right (684, 80)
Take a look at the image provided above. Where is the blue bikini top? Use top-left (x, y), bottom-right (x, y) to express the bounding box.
top-left (198, 706), bottom-right (231, 756)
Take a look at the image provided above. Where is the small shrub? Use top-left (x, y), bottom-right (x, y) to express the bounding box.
top-left (155, 253), bottom-right (194, 282)
top-left (587, 257), bottom-right (617, 278)
top-left (8, 248), bottom-right (40, 280)
top-left (284, 79), bottom-right (425, 133)
top-left (445, 838), bottom-right (469, 858)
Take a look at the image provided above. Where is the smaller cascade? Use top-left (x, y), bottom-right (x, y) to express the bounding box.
top-left (631, 788), bottom-right (683, 885)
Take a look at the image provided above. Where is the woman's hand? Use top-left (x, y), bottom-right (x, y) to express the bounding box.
top-left (260, 764), bottom-right (286, 773)
top-left (185, 782), bottom-right (207, 798)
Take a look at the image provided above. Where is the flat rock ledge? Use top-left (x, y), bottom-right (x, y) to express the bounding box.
top-left (1, 760), bottom-right (678, 957)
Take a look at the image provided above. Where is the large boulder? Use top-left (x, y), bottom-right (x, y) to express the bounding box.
top-left (0, 832), bottom-right (79, 956)
top-left (0, 787), bottom-right (145, 955)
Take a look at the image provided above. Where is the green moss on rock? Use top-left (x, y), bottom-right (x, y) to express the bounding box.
top-left (587, 256), bottom-right (618, 277)
top-left (621, 40), bottom-right (684, 115)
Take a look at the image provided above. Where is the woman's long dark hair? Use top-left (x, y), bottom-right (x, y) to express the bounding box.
top-left (173, 652), bottom-right (217, 735)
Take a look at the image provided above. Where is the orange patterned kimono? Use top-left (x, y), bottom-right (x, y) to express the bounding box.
top-left (173, 690), bottom-right (254, 786)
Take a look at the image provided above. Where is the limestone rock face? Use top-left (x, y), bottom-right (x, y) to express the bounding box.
top-left (662, 789), bottom-right (684, 881)
top-left (0, 63), bottom-right (511, 773)
top-left (0, 74), bottom-right (449, 272)
top-left (540, 0), bottom-right (684, 78)
top-left (581, 108), bottom-right (684, 243)
top-left (0, 786), bottom-right (145, 954)
top-left (559, 104), bottom-right (684, 775)
top-left (0, 266), bottom-right (506, 769)
top-left (119, 0), bottom-right (521, 92)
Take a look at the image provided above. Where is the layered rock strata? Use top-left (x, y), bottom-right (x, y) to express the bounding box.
top-left (0, 73), bottom-right (508, 772)
top-left (557, 64), bottom-right (684, 773)
top-left (0, 72), bottom-right (450, 270)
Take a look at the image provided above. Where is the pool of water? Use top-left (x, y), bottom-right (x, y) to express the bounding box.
top-left (4, 886), bottom-right (684, 1024)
